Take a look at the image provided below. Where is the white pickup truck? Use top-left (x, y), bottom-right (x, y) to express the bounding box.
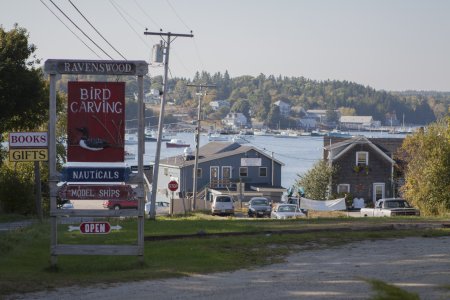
top-left (360, 198), bottom-right (420, 217)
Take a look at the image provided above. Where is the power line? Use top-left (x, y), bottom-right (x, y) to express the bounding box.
top-left (165, 0), bottom-right (192, 32)
top-left (40, 0), bottom-right (102, 59)
top-left (48, 0), bottom-right (114, 60)
top-left (133, 0), bottom-right (160, 29)
top-left (109, 0), bottom-right (152, 48)
top-left (67, 0), bottom-right (127, 60)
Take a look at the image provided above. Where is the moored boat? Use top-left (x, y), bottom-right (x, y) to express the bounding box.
top-left (166, 139), bottom-right (190, 148)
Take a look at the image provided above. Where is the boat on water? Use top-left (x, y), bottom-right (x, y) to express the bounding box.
top-left (124, 150), bottom-right (136, 160)
top-left (124, 133), bottom-right (138, 145)
top-left (325, 129), bottom-right (352, 138)
top-left (274, 131), bottom-right (299, 138)
top-left (166, 139), bottom-right (190, 148)
top-left (144, 128), bottom-right (173, 142)
top-left (208, 132), bottom-right (228, 141)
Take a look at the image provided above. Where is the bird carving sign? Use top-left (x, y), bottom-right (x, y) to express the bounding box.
top-left (67, 81), bottom-right (125, 162)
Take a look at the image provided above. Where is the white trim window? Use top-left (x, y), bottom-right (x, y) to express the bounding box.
top-left (196, 168), bottom-right (202, 179)
top-left (337, 184), bottom-right (350, 194)
top-left (356, 151), bottom-right (369, 166)
top-left (239, 167), bottom-right (248, 177)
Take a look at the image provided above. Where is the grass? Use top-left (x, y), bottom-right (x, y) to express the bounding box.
top-left (366, 279), bottom-right (420, 300)
top-left (0, 215), bottom-right (449, 297)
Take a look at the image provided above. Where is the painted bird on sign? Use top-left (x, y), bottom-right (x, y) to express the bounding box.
top-left (76, 127), bottom-right (110, 151)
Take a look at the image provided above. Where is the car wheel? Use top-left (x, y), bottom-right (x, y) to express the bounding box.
top-left (114, 205), bottom-right (120, 210)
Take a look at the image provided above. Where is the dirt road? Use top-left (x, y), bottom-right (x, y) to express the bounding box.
top-left (9, 236), bottom-right (450, 300)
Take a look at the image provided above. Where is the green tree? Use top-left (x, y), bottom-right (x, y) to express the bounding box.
top-left (230, 99), bottom-right (250, 120)
top-left (0, 24), bottom-right (48, 134)
top-left (296, 160), bottom-right (337, 200)
top-left (398, 118), bottom-right (450, 216)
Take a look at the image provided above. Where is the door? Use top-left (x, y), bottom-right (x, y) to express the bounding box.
top-left (222, 166), bottom-right (231, 186)
top-left (210, 166), bottom-right (219, 187)
top-left (372, 183), bottom-right (385, 204)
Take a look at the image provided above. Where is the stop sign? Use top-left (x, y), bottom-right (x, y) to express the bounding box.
top-left (168, 180), bottom-right (178, 191)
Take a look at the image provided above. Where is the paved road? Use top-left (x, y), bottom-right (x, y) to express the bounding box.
top-left (9, 236), bottom-right (450, 300)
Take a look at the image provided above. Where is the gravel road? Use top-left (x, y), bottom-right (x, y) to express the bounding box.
top-left (8, 236), bottom-right (450, 300)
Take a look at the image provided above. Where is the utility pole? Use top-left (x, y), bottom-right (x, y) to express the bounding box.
top-left (186, 83), bottom-right (216, 211)
top-left (144, 30), bottom-right (193, 219)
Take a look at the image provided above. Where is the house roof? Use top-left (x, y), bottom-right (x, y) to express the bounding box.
top-left (324, 135), bottom-right (395, 164)
top-left (159, 142), bottom-right (285, 168)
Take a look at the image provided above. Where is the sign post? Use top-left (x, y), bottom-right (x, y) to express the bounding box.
top-left (8, 131), bottom-right (48, 220)
top-left (168, 180), bottom-right (178, 216)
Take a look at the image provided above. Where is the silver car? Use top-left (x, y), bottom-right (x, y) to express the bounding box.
top-left (271, 204), bottom-right (306, 219)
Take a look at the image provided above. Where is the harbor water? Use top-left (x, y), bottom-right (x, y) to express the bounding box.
top-left (125, 131), bottom-right (407, 189)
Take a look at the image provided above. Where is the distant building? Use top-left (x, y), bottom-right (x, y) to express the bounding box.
top-left (209, 100), bottom-right (230, 111)
top-left (306, 109), bottom-right (328, 122)
top-left (223, 113), bottom-right (248, 129)
top-left (135, 89), bottom-right (161, 104)
top-left (339, 116), bottom-right (375, 129)
top-left (274, 100), bottom-right (291, 117)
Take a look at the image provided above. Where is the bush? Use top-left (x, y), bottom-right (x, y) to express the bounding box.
top-left (0, 164), bottom-right (35, 215)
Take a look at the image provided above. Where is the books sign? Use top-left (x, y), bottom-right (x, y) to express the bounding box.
top-left (67, 81), bottom-right (125, 162)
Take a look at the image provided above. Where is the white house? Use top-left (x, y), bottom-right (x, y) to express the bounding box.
top-left (223, 113), bottom-right (248, 129)
top-left (209, 100), bottom-right (230, 111)
top-left (274, 100), bottom-right (291, 117)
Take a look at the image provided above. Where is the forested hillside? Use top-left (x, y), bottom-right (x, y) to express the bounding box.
top-left (54, 71), bottom-right (449, 127)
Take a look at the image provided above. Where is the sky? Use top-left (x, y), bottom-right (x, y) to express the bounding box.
top-left (1, 0), bottom-right (450, 92)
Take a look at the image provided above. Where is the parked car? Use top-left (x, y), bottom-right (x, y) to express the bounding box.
top-left (211, 194), bottom-right (234, 216)
top-left (360, 198), bottom-right (420, 217)
top-left (144, 201), bottom-right (170, 215)
top-left (246, 197), bottom-right (271, 218)
top-left (61, 202), bottom-right (74, 209)
top-left (286, 197), bottom-right (309, 216)
top-left (271, 203), bottom-right (306, 219)
top-left (102, 199), bottom-right (138, 210)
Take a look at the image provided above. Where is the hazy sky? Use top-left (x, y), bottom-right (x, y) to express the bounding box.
top-left (2, 0), bottom-right (450, 91)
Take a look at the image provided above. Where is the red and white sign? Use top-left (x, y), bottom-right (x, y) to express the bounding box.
top-left (79, 222), bottom-right (111, 234)
top-left (9, 132), bottom-right (48, 148)
top-left (58, 184), bottom-right (134, 200)
top-left (168, 180), bottom-right (179, 192)
top-left (67, 81), bottom-right (125, 162)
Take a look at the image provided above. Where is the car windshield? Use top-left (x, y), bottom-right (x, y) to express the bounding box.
top-left (278, 205), bottom-right (296, 212)
top-left (252, 199), bottom-right (268, 206)
top-left (386, 200), bottom-right (412, 208)
top-left (216, 196), bottom-right (231, 202)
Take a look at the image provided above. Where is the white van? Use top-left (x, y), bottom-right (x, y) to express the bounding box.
top-left (211, 194), bottom-right (234, 216)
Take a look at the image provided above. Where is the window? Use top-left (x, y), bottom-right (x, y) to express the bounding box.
top-left (259, 167), bottom-right (267, 177)
top-left (356, 151), bottom-right (369, 166)
top-left (239, 167), bottom-right (248, 177)
top-left (337, 184), bottom-right (350, 194)
top-left (196, 168), bottom-right (202, 178)
top-left (164, 168), bottom-right (168, 176)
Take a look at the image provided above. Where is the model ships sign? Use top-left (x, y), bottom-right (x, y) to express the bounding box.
top-left (67, 82), bottom-right (125, 162)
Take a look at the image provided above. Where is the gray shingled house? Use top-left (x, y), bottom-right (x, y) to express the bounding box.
top-left (156, 142), bottom-right (285, 213)
top-left (323, 136), bottom-right (404, 207)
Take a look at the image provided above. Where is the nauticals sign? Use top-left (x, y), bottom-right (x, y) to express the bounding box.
top-left (67, 82), bottom-right (125, 162)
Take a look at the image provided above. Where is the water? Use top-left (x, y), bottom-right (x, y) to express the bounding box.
top-left (126, 133), bottom-right (325, 188)
top-left (126, 131), bottom-right (407, 188)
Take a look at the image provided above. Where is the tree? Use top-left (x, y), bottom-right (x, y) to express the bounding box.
top-left (398, 118), bottom-right (450, 216)
top-left (295, 160), bottom-right (337, 200)
top-left (0, 24), bottom-right (48, 134)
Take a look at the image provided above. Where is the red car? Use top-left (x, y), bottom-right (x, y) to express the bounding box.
top-left (102, 199), bottom-right (138, 210)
